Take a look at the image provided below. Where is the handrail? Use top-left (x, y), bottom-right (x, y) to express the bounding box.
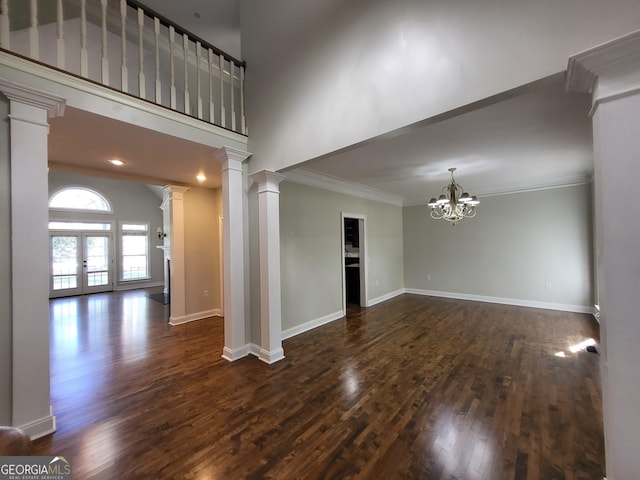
top-left (0, 0), bottom-right (247, 135)
top-left (126, 0), bottom-right (245, 68)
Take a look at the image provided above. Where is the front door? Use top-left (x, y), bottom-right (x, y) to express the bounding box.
top-left (50, 232), bottom-right (113, 298)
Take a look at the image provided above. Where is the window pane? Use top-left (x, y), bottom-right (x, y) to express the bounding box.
top-left (49, 187), bottom-right (111, 211)
top-left (122, 224), bottom-right (148, 231)
top-left (122, 233), bottom-right (148, 280)
top-left (49, 222), bottom-right (111, 231)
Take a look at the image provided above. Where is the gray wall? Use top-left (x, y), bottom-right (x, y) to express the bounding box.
top-left (0, 95), bottom-right (11, 425)
top-left (403, 184), bottom-right (594, 309)
top-left (48, 170), bottom-right (164, 290)
top-left (277, 181), bottom-right (404, 332)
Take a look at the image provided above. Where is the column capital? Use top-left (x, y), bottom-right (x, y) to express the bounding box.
top-left (162, 185), bottom-right (190, 201)
top-left (566, 30), bottom-right (640, 114)
top-left (250, 170), bottom-right (287, 194)
top-left (216, 146), bottom-right (252, 172)
top-left (0, 79), bottom-right (66, 118)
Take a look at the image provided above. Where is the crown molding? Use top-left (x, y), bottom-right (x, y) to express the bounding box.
top-left (566, 29), bottom-right (640, 112)
top-left (283, 168), bottom-right (404, 207)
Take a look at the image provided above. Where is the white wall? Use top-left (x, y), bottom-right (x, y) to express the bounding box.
top-left (241, 0), bottom-right (640, 173)
top-left (0, 95), bottom-right (11, 425)
top-left (403, 184), bottom-right (594, 311)
top-left (276, 181), bottom-right (404, 334)
top-left (48, 170), bottom-right (165, 290)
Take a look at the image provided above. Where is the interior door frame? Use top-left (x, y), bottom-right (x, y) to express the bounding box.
top-left (341, 212), bottom-right (367, 312)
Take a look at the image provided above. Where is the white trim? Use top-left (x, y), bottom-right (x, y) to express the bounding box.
top-left (258, 347), bottom-right (285, 364)
top-left (18, 408), bottom-right (56, 440)
top-left (404, 288), bottom-right (594, 314)
top-left (284, 168), bottom-right (403, 206)
top-left (169, 308), bottom-right (222, 326)
top-left (282, 309), bottom-right (345, 340)
top-left (222, 344), bottom-right (250, 362)
top-left (367, 288), bottom-right (405, 307)
top-left (115, 281), bottom-right (164, 291)
top-left (248, 343), bottom-right (261, 357)
top-left (0, 51), bottom-right (247, 149)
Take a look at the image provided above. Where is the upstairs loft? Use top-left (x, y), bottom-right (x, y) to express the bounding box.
top-left (0, 0), bottom-right (247, 136)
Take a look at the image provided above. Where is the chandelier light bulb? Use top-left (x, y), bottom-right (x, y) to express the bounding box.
top-left (427, 168), bottom-right (479, 225)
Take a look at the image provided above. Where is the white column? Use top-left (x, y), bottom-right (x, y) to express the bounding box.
top-left (163, 185), bottom-right (190, 325)
top-left (0, 80), bottom-right (65, 439)
top-left (250, 170), bottom-right (286, 364)
top-left (218, 147), bottom-right (251, 361)
top-left (566, 31), bottom-right (640, 480)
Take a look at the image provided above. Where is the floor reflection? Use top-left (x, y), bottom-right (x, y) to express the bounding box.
top-left (48, 289), bottom-right (167, 432)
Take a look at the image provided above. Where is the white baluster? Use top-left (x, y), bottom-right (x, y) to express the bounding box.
top-left (183, 34), bottom-right (190, 115)
top-left (240, 65), bottom-right (247, 135)
top-left (120, 0), bottom-right (128, 92)
top-left (208, 49), bottom-right (215, 123)
top-left (196, 41), bottom-right (202, 119)
top-left (29, 0), bottom-right (38, 60)
top-left (138, 8), bottom-right (145, 98)
top-left (100, 0), bottom-right (109, 85)
top-left (56, 0), bottom-right (65, 69)
top-left (80, 0), bottom-right (88, 77)
top-left (154, 17), bottom-right (161, 104)
top-left (169, 26), bottom-right (176, 109)
top-left (230, 62), bottom-right (236, 132)
top-left (219, 55), bottom-right (226, 128)
top-left (229, 60), bottom-right (236, 132)
top-left (0, 0), bottom-right (9, 49)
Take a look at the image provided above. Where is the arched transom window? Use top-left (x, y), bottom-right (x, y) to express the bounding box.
top-left (49, 187), bottom-right (112, 212)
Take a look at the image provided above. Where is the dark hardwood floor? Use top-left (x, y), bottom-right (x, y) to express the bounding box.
top-left (33, 290), bottom-right (604, 479)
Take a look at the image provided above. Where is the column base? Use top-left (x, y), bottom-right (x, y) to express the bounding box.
top-left (259, 347), bottom-right (285, 364)
top-left (17, 407), bottom-right (56, 440)
top-left (221, 345), bottom-right (250, 362)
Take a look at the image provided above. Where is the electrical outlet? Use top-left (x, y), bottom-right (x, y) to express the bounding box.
top-left (427, 274), bottom-right (431, 281)
top-left (203, 290), bottom-right (209, 298)
top-left (545, 282), bottom-right (552, 290)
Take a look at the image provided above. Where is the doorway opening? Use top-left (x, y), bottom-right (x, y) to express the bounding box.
top-left (342, 213), bottom-right (367, 310)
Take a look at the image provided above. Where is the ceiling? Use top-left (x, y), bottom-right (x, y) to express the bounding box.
top-left (48, 2), bottom-right (594, 204)
top-left (297, 75), bottom-right (594, 205)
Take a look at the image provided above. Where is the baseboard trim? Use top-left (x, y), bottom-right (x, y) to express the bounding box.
top-left (221, 344), bottom-right (250, 362)
top-left (169, 309), bottom-right (222, 326)
top-left (18, 407), bottom-right (56, 440)
top-left (258, 347), bottom-right (286, 364)
top-left (282, 309), bottom-right (345, 340)
top-left (404, 288), bottom-right (593, 314)
top-left (367, 289), bottom-right (405, 307)
top-left (248, 343), bottom-right (261, 358)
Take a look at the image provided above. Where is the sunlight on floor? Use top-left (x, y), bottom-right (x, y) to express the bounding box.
top-left (555, 337), bottom-right (597, 358)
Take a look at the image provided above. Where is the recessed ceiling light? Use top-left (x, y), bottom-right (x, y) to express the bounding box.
top-left (196, 173), bottom-right (206, 182)
top-left (108, 159), bottom-right (125, 166)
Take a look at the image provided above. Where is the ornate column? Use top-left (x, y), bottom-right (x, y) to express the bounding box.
top-left (0, 80), bottom-right (65, 438)
top-left (566, 30), bottom-right (640, 479)
top-left (251, 170), bottom-right (286, 364)
top-left (163, 185), bottom-right (190, 325)
top-left (218, 147), bottom-right (251, 361)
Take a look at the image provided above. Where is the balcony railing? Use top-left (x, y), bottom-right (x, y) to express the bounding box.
top-left (0, 0), bottom-right (246, 135)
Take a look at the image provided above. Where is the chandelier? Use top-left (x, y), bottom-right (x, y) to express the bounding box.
top-left (427, 168), bottom-right (479, 225)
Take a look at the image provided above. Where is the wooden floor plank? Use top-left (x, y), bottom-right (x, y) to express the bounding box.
top-left (33, 290), bottom-right (604, 479)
